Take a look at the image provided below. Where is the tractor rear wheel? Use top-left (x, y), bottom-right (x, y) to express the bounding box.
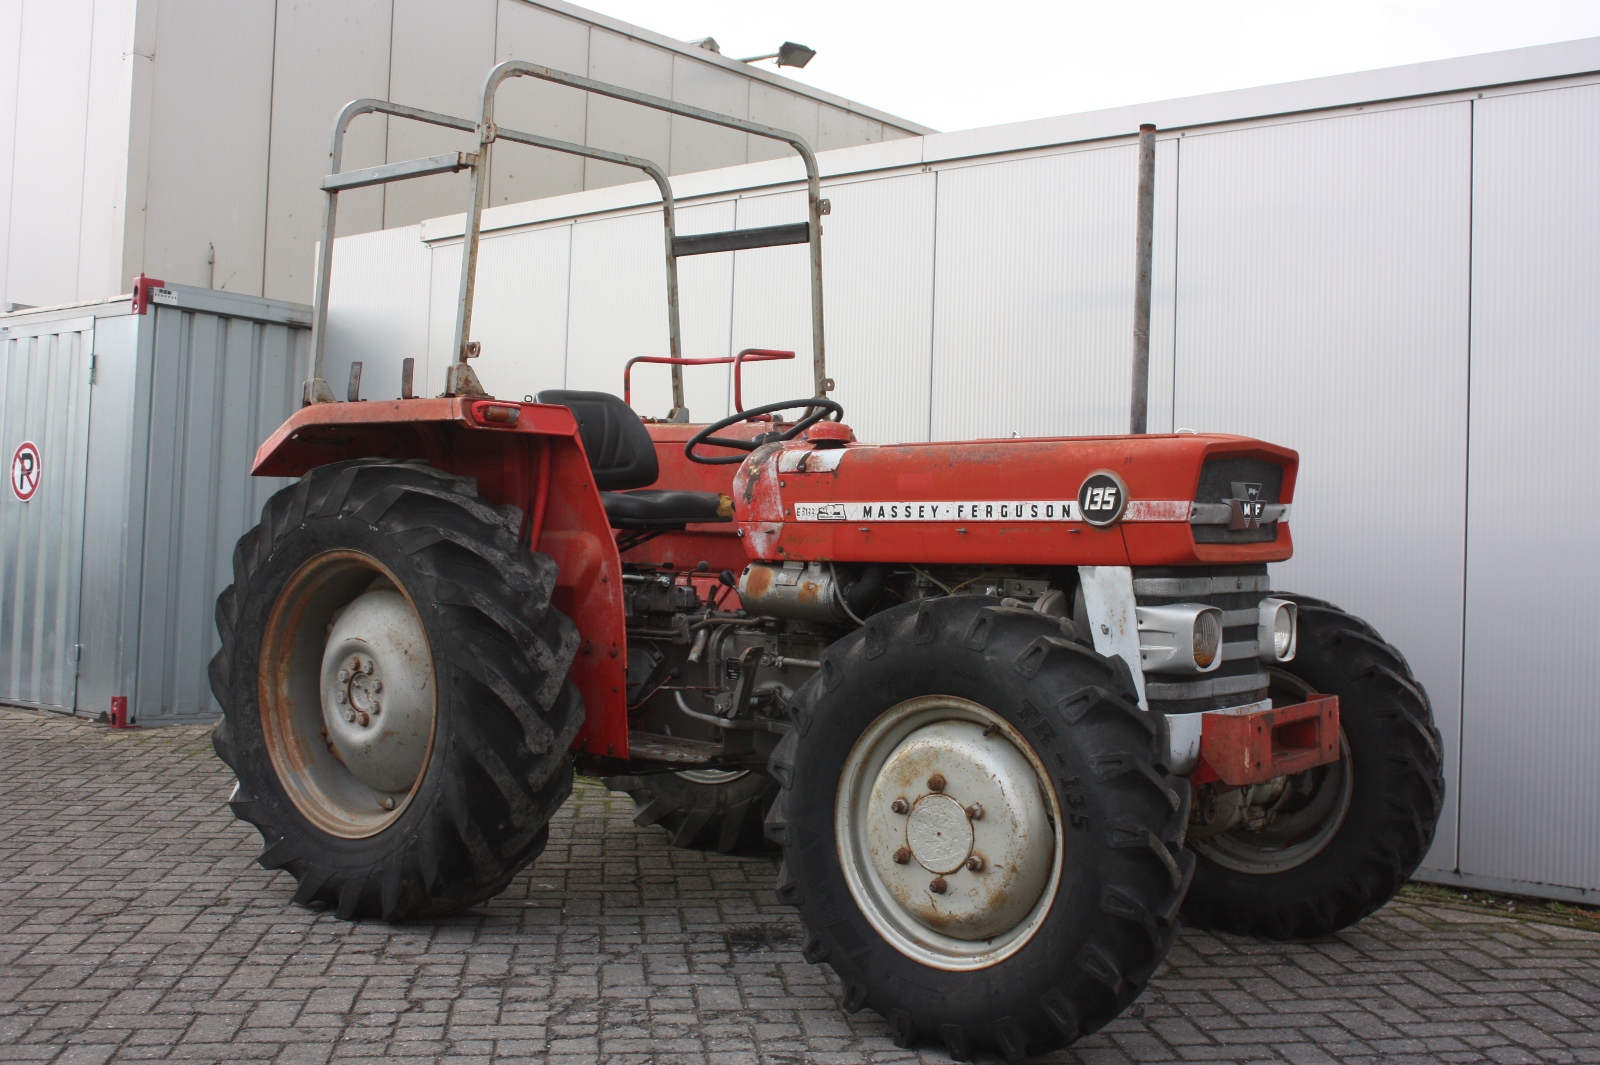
top-left (767, 596), bottom-right (1192, 1061)
top-left (210, 459), bottom-right (582, 921)
top-left (601, 768), bottom-right (777, 852)
top-left (1180, 595), bottom-right (1444, 939)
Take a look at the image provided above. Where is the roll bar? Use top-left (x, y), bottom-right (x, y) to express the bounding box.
top-left (304, 61), bottom-right (830, 414)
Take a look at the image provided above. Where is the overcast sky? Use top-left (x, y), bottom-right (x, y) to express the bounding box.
top-left (591, 0), bottom-right (1600, 132)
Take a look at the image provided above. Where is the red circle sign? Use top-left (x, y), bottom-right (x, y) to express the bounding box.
top-left (11, 441), bottom-right (41, 502)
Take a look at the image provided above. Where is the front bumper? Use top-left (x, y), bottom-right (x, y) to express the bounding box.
top-left (1164, 694), bottom-right (1341, 786)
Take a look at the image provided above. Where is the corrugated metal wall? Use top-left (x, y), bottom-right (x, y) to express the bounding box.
top-left (130, 298), bottom-right (301, 722)
top-left (0, 316), bottom-right (93, 711)
top-left (322, 76), bottom-right (1600, 901)
top-left (1460, 82), bottom-right (1600, 895)
top-left (0, 285), bottom-right (307, 725)
top-left (1172, 102), bottom-right (1474, 872)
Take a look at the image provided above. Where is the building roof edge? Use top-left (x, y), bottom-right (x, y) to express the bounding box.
top-left (519, 0), bottom-right (938, 135)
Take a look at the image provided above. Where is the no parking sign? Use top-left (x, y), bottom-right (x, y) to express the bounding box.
top-left (10, 441), bottom-right (40, 501)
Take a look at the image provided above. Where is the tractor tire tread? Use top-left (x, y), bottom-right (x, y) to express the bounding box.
top-left (210, 458), bottom-right (579, 922)
top-left (1182, 597), bottom-right (1444, 939)
top-left (768, 595), bottom-right (1187, 1058)
top-left (602, 770), bottom-right (777, 854)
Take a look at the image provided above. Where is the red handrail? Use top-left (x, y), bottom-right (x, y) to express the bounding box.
top-left (622, 348), bottom-right (795, 413)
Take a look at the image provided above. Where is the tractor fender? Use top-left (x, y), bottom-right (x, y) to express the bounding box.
top-left (252, 397), bottom-right (631, 759)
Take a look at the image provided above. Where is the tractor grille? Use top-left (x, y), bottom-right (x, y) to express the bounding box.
top-left (1134, 564), bottom-right (1270, 714)
top-left (1192, 456), bottom-right (1284, 544)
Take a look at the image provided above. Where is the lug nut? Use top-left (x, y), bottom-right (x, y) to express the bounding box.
top-left (890, 798), bottom-right (909, 815)
top-left (927, 774), bottom-right (946, 792)
top-left (966, 803), bottom-right (983, 820)
top-left (335, 691), bottom-right (347, 705)
top-left (929, 877), bottom-right (948, 894)
top-left (370, 680), bottom-right (382, 693)
top-left (338, 670), bottom-right (350, 683)
top-left (965, 854), bottom-right (986, 872)
top-left (357, 712), bottom-right (370, 727)
top-left (344, 711), bottom-right (356, 723)
top-left (892, 847), bottom-right (912, 865)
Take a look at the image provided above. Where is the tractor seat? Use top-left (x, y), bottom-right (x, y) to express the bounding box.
top-left (600, 489), bottom-right (733, 529)
top-left (535, 389), bottom-right (733, 530)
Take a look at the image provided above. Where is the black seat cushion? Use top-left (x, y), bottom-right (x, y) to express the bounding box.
top-left (536, 389), bottom-right (658, 490)
top-left (601, 490), bottom-right (733, 529)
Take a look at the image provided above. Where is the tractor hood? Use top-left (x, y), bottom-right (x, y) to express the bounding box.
top-left (730, 432), bottom-right (1298, 567)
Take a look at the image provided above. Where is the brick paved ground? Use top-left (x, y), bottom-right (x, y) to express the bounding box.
top-left (2, 705), bottom-right (1597, 1065)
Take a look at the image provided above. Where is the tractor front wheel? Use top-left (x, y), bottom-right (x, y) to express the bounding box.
top-left (210, 459), bottom-right (583, 921)
top-left (767, 596), bottom-right (1192, 1061)
top-left (1181, 595), bottom-right (1445, 939)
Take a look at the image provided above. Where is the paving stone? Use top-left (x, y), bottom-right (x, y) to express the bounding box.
top-left (3, 705), bottom-right (1597, 1064)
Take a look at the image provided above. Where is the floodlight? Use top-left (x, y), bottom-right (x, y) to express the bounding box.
top-left (737, 41), bottom-right (817, 68)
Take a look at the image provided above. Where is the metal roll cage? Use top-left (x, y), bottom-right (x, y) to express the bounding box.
top-left (306, 61), bottom-right (830, 414)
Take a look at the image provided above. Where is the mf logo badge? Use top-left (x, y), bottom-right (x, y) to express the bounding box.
top-left (1227, 481), bottom-right (1266, 530)
top-left (1077, 471), bottom-right (1127, 528)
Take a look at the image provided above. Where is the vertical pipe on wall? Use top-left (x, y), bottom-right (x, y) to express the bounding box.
top-left (1130, 123), bottom-right (1156, 434)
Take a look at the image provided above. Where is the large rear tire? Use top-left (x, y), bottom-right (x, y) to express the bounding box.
top-left (601, 769), bottom-right (777, 852)
top-left (210, 459), bottom-right (582, 921)
top-left (1181, 595), bottom-right (1444, 939)
top-left (767, 597), bottom-right (1192, 1061)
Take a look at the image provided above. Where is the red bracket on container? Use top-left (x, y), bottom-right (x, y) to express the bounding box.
top-left (1192, 694), bottom-right (1339, 786)
top-left (130, 275), bottom-right (170, 315)
top-left (108, 695), bottom-right (137, 729)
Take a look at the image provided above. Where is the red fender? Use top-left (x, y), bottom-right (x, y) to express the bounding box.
top-left (254, 398), bottom-right (631, 758)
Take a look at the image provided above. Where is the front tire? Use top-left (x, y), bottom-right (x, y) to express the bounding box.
top-left (1181, 595), bottom-right (1444, 939)
top-left (767, 597), bottom-right (1192, 1061)
top-left (210, 459), bottom-right (583, 921)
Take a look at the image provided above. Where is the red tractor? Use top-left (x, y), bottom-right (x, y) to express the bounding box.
top-left (212, 64), bottom-right (1443, 1061)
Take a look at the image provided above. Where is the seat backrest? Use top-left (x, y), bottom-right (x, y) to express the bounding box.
top-left (536, 389), bottom-right (659, 490)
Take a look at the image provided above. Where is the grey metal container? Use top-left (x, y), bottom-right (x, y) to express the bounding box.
top-left (0, 283), bottom-right (308, 724)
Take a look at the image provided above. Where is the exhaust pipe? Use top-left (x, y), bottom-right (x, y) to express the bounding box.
top-left (1130, 122), bottom-right (1156, 435)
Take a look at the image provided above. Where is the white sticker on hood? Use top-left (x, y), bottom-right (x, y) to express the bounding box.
top-left (777, 448), bottom-right (848, 473)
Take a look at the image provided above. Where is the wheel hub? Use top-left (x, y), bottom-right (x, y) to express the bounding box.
top-left (860, 717), bottom-right (1056, 943)
top-left (319, 588), bottom-right (435, 796)
top-left (906, 793), bottom-right (973, 874)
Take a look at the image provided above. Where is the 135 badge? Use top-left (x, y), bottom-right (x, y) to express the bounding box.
top-left (1076, 471), bottom-right (1126, 527)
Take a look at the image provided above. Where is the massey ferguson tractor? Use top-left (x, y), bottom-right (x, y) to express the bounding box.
top-left (211, 63), bottom-right (1444, 1061)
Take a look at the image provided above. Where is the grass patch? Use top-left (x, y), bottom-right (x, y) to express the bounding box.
top-left (1401, 881), bottom-right (1600, 933)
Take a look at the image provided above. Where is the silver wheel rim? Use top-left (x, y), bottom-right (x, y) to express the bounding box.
top-left (835, 696), bottom-right (1063, 971)
top-left (260, 551), bottom-right (438, 839)
top-left (676, 768), bottom-right (749, 785)
top-left (1192, 669), bottom-right (1354, 874)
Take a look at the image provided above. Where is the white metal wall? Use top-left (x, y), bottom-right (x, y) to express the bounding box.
top-left (323, 74), bottom-right (1600, 901)
top-left (1460, 83), bottom-right (1600, 896)
top-left (1172, 103), bottom-right (1474, 873)
top-left (0, 0), bottom-right (924, 314)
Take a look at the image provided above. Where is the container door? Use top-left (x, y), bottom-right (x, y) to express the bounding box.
top-left (0, 318), bottom-right (94, 711)
top-left (133, 300), bottom-right (299, 721)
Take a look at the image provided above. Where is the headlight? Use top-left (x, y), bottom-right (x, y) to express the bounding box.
top-left (1258, 597), bottom-right (1298, 662)
top-left (1192, 609), bottom-right (1222, 668)
top-left (1136, 604), bottom-right (1224, 674)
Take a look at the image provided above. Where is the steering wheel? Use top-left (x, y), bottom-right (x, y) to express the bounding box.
top-left (685, 397), bottom-right (846, 465)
